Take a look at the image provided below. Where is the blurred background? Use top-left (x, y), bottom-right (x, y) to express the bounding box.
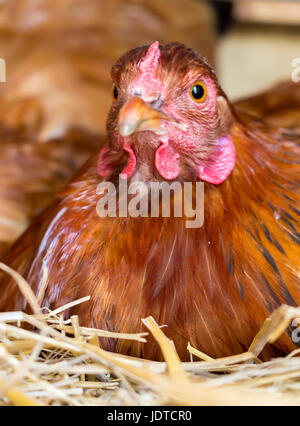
top-left (215, 0), bottom-right (300, 99)
top-left (0, 0), bottom-right (299, 254)
top-left (0, 0), bottom-right (299, 139)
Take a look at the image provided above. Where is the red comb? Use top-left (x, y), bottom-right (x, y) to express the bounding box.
top-left (139, 41), bottom-right (161, 75)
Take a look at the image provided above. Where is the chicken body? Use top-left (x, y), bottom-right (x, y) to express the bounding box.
top-left (0, 43), bottom-right (299, 361)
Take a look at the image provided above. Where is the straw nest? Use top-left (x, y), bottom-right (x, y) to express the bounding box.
top-left (0, 262), bottom-right (300, 406)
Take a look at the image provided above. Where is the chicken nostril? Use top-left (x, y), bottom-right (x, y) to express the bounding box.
top-left (132, 89), bottom-right (162, 108)
top-left (133, 87), bottom-right (142, 97)
top-left (150, 95), bottom-right (163, 109)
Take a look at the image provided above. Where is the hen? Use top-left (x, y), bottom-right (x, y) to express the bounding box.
top-left (0, 42), bottom-right (299, 361)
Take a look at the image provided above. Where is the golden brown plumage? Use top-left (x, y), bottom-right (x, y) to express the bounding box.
top-left (0, 43), bottom-right (299, 361)
top-left (235, 80), bottom-right (300, 130)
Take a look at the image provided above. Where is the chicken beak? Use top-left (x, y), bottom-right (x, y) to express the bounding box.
top-left (118, 96), bottom-right (169, 137)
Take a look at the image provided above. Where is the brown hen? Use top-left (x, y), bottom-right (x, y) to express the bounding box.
top-left (0, 42), bottom-right (299, 361)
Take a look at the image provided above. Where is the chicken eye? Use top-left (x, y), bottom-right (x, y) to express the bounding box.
top-left (190, 81), bottom-right (207, 103)
top-left (112, 85), bottom-right (118, 101)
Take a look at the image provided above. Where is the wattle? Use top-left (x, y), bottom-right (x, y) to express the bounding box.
top-left (155, 142), bottom-right (180, 180)
top-left (197, 135), bottom-right (236, 185)
top-left (120, 144), bottom-right (137, 179)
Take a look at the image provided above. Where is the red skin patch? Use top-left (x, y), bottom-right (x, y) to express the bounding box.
top-left (97, 143), bottom-right (137, 179)
top-left (98, 136), bottom-right (236, 184)
top-left (155, 142), bottom-right (180, 180)
top-left (139, 41), bottom-right (161, 75)
top-left (97, 145), bottom-right (113, 177)
top-left (128, 41), bottom-right (164, 101)
top-left (197, 135), bottom-right (236, 185)
top-left (120, 144), bottom-right (136, 179)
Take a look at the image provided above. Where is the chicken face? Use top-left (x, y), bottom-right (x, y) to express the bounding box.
top-left (104, 42), bottom-right (236, 184)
